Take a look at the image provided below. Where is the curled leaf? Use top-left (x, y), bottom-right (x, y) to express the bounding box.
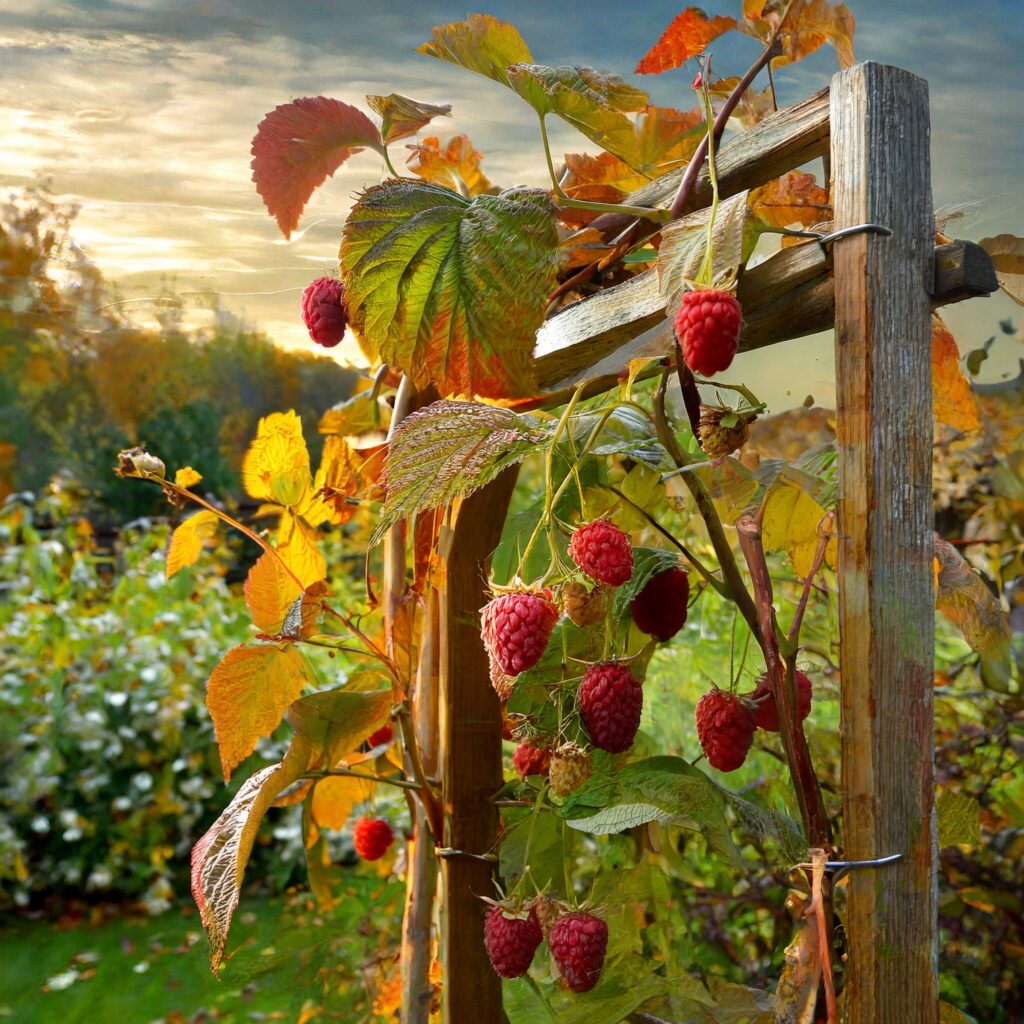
top-left (365, 93), bottom-right (451, 144)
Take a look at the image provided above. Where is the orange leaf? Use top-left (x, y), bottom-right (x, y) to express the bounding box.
top-left (749, 171), bottom-right (831, 230)
top-left (405, 134), bottom-right (493, 196)
top-left (636, 8), bottom-right (738, 75)
top-left (634, 105), bottom-right (705, 170)
top-left (311, 770), bottom-right (376, 831)
top-left (244, 550), bottom-right (302, 633)
top-left (744, 0), bottom-right (855, 69)
top-left (206, 645), bottom-right (309, 781)
top-left (932, 314), bottom-right (980, 433)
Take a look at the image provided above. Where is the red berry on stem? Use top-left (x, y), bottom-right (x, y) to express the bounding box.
top-left (301, 276), bottom-right (348, 348)
top-left (630, 567), bottom-right (690, 641)
top-left (367, 724), bottom-right (393, 747)
top-left (512, 741), bottom-right (551, 780)
top-left (484, 905), bottom-right (543, 979)
top-left (352, 817), bottom-right (393, 861)
top-left (549, 911), bottom-right (608, 992)
top-left (577, 662), bottom-right (643, 753)
top-left (695, 690), bottom-right (755, 772)
top-left (480, 588), bottom-right (559, 677)
top-left (568, 520), bottom-right (633, 587)
top-left (674, 289), bottom-right (742, 377)
top-left (748, 671), bottom-right (813, 732)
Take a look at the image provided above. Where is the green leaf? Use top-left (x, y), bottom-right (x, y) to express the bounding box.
top-left (505, 64), bottom-right (649, 171)
top-left (937, 788), bottom-right (981, 848)
top-left (572, 404), bottom-right (667, 469)
top-left (417, 13), bottom-right (532, 88)
top-left (373, 400), bottom-right (550, 543)
top-left (285, 687), bottom-right (392, 767)
top-left (340, 179), bottom-right (559, 399)
top-left (498, 809), bottom-right (565, 894)
top-left (723, 789), bottom-right (805, 865)
top-left (365, 93), bottom-right (451, 144)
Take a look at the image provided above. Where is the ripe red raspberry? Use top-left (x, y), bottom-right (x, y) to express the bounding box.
top-left (568, 521), bottom-right (633, 587)
top-left (549, 743), bottom-right (592, 797)
top-left (561, 580), bottom-right (610, 627)
top-left (695, 690), bottom-right (756, 772)
top-left (481, 588), bottom-right (559, 677)
top-left (549, 911), bottom-right (609, 992)
top-left (630, 567), bottom-right (690, 641)
top-left (512, 740), bottom-right (551, 780)
top-left (366, 724), bottom-right (393, 747)
top-left (674, 288), bottom-right (742, 377)
top-left (748, 671), bottom-right (813, 732)
top-left (483, 905), bottom-right (543, 978)
top-left (577, 662), bottom-right (643, 753)
top-left (301, 276), bottom-right (348, 348)
top-left (352, 817), bottom-right (393, 861)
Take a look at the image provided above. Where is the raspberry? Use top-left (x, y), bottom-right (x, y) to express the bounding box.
top-left (695, 690), bottom-right (756, 772)
top-left (483, 905), bottom-right (543, 979)
top-left (481, 588), bottom-right (559, 677)
top-left (698, 404), bottom-right (754, 458)
top-left (630, 567), bottom-right (689, 641)
top-left (352, 816), bottom-right (393, 861)
top-left (549, 912), bottom-right (608, 992)
top-left (367, 724), bottom-right (393, 747)
top-left (568, 521), bottom-right (633, 587)
top-left (674, 288), bottom-right (742, 377)
top-left (549, 743), bottom-right (593, 797)
top-left (301, 276), bottom-right (348, 348)
top-left (747, 671), bottom-right (813, 732)
top-left (561, 580), bottom-right (611, 628)
top-left (512, 740), bottom-right (551, 780)
top-left (577, 663), bottom-right (643, 753)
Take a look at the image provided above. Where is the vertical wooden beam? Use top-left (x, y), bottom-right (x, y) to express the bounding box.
top-left (438, 469), bottom-right (518, 1024)
top-left (831, 63), bottom-right (937, 1024)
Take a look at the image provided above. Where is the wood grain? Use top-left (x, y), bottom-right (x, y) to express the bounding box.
top-left (831, 62), bottom-right (938, 1024)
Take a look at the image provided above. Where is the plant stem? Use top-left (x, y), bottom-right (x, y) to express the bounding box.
top-left (306, 766), bottom-right (421, 791)
top-left (382, 147), bottom-right (400, 178)
top-left (694, 57), bottom-right (722, 287)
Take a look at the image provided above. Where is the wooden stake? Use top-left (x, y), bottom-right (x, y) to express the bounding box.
top-left (830, 62), bottom-right (937, 1023)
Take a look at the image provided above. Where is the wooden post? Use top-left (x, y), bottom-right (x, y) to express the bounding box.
top-left (831, 62), bottom-right (937, 1023)
top-left (438, 469), bottom-right (518, 1024)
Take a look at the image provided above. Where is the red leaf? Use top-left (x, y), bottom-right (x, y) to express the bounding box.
top-left (636, 8), bottom-right (738, 75)
top-left (251, 97), bottom-right (382, 239)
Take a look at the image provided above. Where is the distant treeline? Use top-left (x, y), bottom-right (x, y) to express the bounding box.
top-left (0, 185), bottom-right (358, 521)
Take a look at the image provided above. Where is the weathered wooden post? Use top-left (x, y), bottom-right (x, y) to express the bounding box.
top-left (831, 62), bottom-right (938, 1023)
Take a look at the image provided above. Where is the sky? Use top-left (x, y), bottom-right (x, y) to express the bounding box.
top-left (1, 0), bottom-right (1022, 411)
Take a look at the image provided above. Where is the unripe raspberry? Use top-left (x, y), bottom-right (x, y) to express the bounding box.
top-left (512, 740), bottom-right (551, 780)
top-left (577, 662), bottom-right (643, 753)
top-left (481, 588), bottom-right (559, 677)
top-left (695, 690), bottom-right (755, 772)
top-left (301, 276), bottom-right (348, 348)
top-left (561, 580), bottom-right (611, 627)
top-left (674, 288), bottom-right (742, 377)
top-left (484, 905), bottom-right (543, 979)
top-left (352, 816), bottom-right (393, 861)
top-left (366, 724), bottom-right (393, 747)
top-left (630, 567), bottom-right (689, 641)
top-left (698, 403), bottom-right (755, 458)
top-left (568, 520), bottom-right (633, 587)
top-left (549, 743), bottom-right (592, 797)
top-left (549, 911), bottom-right (608, 992)
top-left (748, 671), bottom-right (813, 732)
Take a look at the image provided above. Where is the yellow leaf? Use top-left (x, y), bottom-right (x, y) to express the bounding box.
top-left (311, 769), bottom-right (376, 831)
top-left (174, 466), bottom-right (203, 488)
top-left (206, 645), bottom-right (309, 781)
top-left (166, 510), bottom-right (219, 580)
top-left (300, 435), bottom-right (361, 527)
top-left (932, 315), bottom-right (980, 432)
top-left (761, 481), bottom-right (834, 579)
top-left (277, 510), bottom-right (326, 588)
top-left (241, 410), bottom-right (311, 507)
top-left (244, 550), bottom-right (302, 633)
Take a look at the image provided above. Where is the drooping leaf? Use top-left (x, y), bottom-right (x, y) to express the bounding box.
top-left (978, 233), bottom-right (1024, 306)
top-left (405, 134), bottom-right (493, 196)
top-left (417, 13), bottom-right (532, 87)
top-left (365, 93), bottom-right (451, 144)
top-left (749, 171), bottom-right (831, 230)
top-left (286, 687), bottom-right (393, 768)
top-left (937, 788), bottom-right (981, 848)
top-left (775, 914), bottom-right (823, 1023)
top-left (251, 97), bottom-right (383, 239)
top-left (760, 478), bottom-right (836, 579)
top-left (932, 314), bottom-right (980, 433)
top-left (242, 410), bottom-right (311, 508)
top-left (191, 733), bottom-right (314, 971)
top-left (341, 180), bottom-right (558, 398)
top-left (166, 509), bottom-right (219, 580)
top-left (635, 8), bottom-right (738, 75)
top-left (244, 550), bottom-right (303, 633)
top-left (206, 644), bottom-right (310, 781)
top-left (373, 400), bottom-right (550, 542)
top-left (743, 0), bottom-right (855, 69)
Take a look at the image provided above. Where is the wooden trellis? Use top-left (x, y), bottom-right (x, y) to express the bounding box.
top-left (406, 62), bottom-right (998, 1024)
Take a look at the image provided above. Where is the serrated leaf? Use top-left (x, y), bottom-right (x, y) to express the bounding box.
top-left (286, 687), bottom-right (393, 768)
top-left (932, 315), bottom-right (980, 432)
top-left (723, 789), bottom-right (805, 864)
top-left (373, 400), bottom-right (549, 542)
top-left (244, 550), bottom-right (303, 633)
top-left (206, 644), bottom-right (310, 781)
top-left (417, 13), bottom-right (532, 87)
top-left (636, 8), bottom-right (738, 74)
top-left (761, 479), bottom-right (836, 579)
top-left (191, 733), bottom-right (314, 971)
top-left (749, 171), bottom-right (830, 230)
top-left (498, 809), bottom-right (564, 893)
top-left (242, 410), bottom-right (311, 508)
top-left (657, 191), bottom-right (751, 308)
top-left (166, 509), bottom-right (219, 580)
top-left (405, 134), bottom-right (494, 197)
top-left (340, 180), bottom-right (558, 399)
top-left (365, 93), bottom-right (451, 144)
top-left (251, 97), bottom-right (383, 239)
top-left (937, 788), bottom-right (981, 848)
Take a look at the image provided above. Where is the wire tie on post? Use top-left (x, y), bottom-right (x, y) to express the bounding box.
top-left (816, 222), bottom-right (893, 252)
top-left (823, 852), bottom-right (902, 887)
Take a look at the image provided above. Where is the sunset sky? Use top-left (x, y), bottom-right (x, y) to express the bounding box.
top-left (1, 0), bottom-right (1021, 410)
